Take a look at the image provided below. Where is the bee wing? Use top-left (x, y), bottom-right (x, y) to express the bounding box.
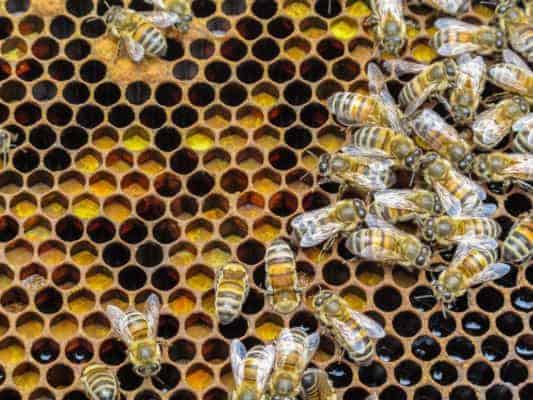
top-left (342, 145), bottom-right (391, 159)
top-left (378, 0), bottom-right (403, 18)
top-left (465, 202), bottom-right (498, 217)
top-left (257, 345), bottom-right (276, 391)
top-left (383, 60), bottom-right (427, 77)
top-left (291, 207), bottom-right (344, 247)
top-left (433, 181), bottom-right (462, 217)
top-left (350, 310), bottom-right (386, 338)
top-left (141, 11), bottom-right (181, 28)
top-left (303, 331), bottom-right (321, 363)
top-left (434, 18), bottom-right (478, 31)
top-left (123, 36), bottom-right (146, 63)
top-left (453, 236), bottom-right (499, 266)
top-left (230, 340), bottom-right (247, 386)
top-left (411, 109), bottom-right (461, 149)
top-left (432, 0), bottom-right (466, 14)
top-left (488, 64), bottom-right (529, 94)
top-left (21, 275), bottom-right (47, 291)
top-left (458, 54), bottom-right (486, 91)
top-left (351, 160), bottom-right (395, 191)
top-left (365, 213), bottom-right (397, 230)
top-left (372, 189), bottom-right (422, 211)
top-left (473, 108), bottom-right (507, 148)
top-left (144, 293), bottom-right (161, 337)
top-left (512, 113), bottom-right (533, 133)
top-left (367, 63), bottom-right (396, 107)
top-left (502, 154), bottom-right (533, 175)
top-left (435, 42), bottom-right (480, 57)
top-left (503, 49), bottom-right (532, 72)
top-left (404, 83), bottom-right (438, 116)
top-left (106, 305), bottom-right (132, 343)
top-left (469, 263), bottom-right (511, 286)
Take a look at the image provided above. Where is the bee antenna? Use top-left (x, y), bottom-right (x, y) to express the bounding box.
top-left (152, 375), bottom-right (166, 387)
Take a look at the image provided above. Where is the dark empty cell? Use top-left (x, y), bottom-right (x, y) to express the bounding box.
top-left (496, 311), bottom-right (523, 335)
top-left (476, 286), bottom-right (503, 312)
top-left (158, 314), bottom-right (179, 339)
top-left (394, 360), bottom-right (421, 386)
top-left (462, 312), bottom-right (489, 336)
top-left (237, 240), bottom-right (265, 265)
top-left (301, 58), bottom-right (327, 82)
top-left (66, 338), bottom-right (94, 363)
top-left (47, 103), bottom-right (73, 126)
top-left (512, 287), bottom-right (533, 312)
top-left (118, 364), bottom-right (144, 391)
top-left (269, 191), bottom-right (297, 216)
top-left (190, 39), bottom-right (215, 59)
top-left (188, 83), bottom-right (214, 107)
top-left (326, 362), bottom-right (352, 387)
top-left (219, 315), bottom-right (248, 338)
top-left (285, 126), bottom-right (312, 149)
top-left (221, 169), bottom-right (248, 193)
top-left (237, 60), bottom-right (263, 84)
top-left (109, 105), bottom-right (135, 127)
top-left (520, 385), bottom-right (533, 400)
top-left (153, 219), bottom-right (180, 243)
top-left (487, 385), bottom-right (512, 400)
top-left (301, 103), bottom-right (328, 128)
top-left (269, 147), bottom-right (297, 170)
top-left (29, 125), bottom-right (56, 149)
top-left (80, 18), bottom-right (105, 39)
top-left (412, 335), bottom-right (440, 361)
top-left (120, 219), bottom-right (148, 244)
top-left (379, 386), bottom-right (407, 400)
top-left (0, 104), bottom-right (7, 123)
top-left (49, 60), bottom-right (75, 81)
top-left (76, 105), bottom-right (104, 129)
top-left (169, 339), bottom-right (196, 363)
top-left (31, 338), bottom-right (60, 363)
top-left (80, 60), bottom-right (106, 83)
top-left (155, 127), bottom-right (181, 151)
top-left (505, 193), bottom-right (531, 216)
top-left (155, 83), bottom-right (181, 107)
top-left (13, 149), bottom-right (39, 172)
top-left (236, 17), bottom-right (262, 39)
top-left (5, 0), bottom-right (29, 13)
top-left (358, 361), bottom-right (386, 387)
top-left (50, 15), bottom-right (75, 38)
top-left (152, 363), bottom-right (180, 391)
top-left (94, 82), bottom-right (121, 106)
top-left (267, 16), bottom-right (294, 38)
top-left (317, 38), bottom-right (344, 60)
top-left (252, 266), bottom-right (265, 289)
top-left (242, 289), bottom-right (264, 314)
top-left (446, 293), bottom-right (468, 313)
top-left (414, 386), bottom-right (441, 400)
top-left (67, 0), bottom-right (93, 16)
top-left (221, 38), bottom-right (247, 61)
top-left (15, 102), bottom-right (40, 126)
top-left (0, 17), bottom-right (13, 39)
top-left (333, 59), bottom-right (360, 81)
top-left (173, 61), bottom-right (199, 81)
top-left (375, 286), bottom-right (402, 312)
top-left (269, 105), bottom-right (296, 127)
top-left (516, 334), bottom-right (533, 360)
top-left (136, 196), bottom-right (165, 221)
top-left (63, 82), bottom-right (90, 104)
top-left (289, 311), bottom-right (318, 333)
top-left (56, 216), bottom-right (83, 241)
top-left (0, 390), bottom-right (19, 400)
top-left (467, 362), bottom-right (494, 386)
top-left (35, 287), bottom-right (63, 314)
top-left (376, 336), bottom-right (403, 362)
top-left (410, 286), bottom-right (436, 311)
top-left (65, 39), bottom-right (91, 61)
top-left (163, 37), bottom-right (184, 61)
top-left (323, 260), bottom-right (350, 285)
top-left (222, 0), bottom-right (245, 14)
top-left (430, 361), bottom-right (457, 385)
top-left (501, 360), bottom-right (528, 385)
top-left (0, 80), bottom-right (25, 102)
top-left (135, 390), bottom-right (161, 400)
top-left (17, 59), bottom-right (43, 81)
top-left (447, 337), bottom-right (475, 361)
top-left (495, 264), bottom-right (517, 288)
top-left (136, 242), bottom-right (164, 268)
top-left (302, 192), bottom-right (330, 211)
top-left (192, 0), bottom-right (215, 17)
top-left (44, 148), bottom-right (71, 171)
top-left (119, 266), bottom-right (147, 291)
top-left (103, 242), bottom-right (131, 267)
top-left (251, 0), bottom-right (276, 18)
top-left (140, 106), bottom-right (166, 128)
top-left (315, 0), bottom-right (341, 16)
top-left (152, 266), bottom-right (179, 290)
top-left (496, 215), bottom-right (514, 239)
top-left (205, 61), bottom-right (231, 83)
top-left (32, 80), bottom-right (57, 101)
top-left (269, 60), bottom-right (296, 83)
top-left (220, 83), bottom-right (247, 106)
top-left (0, 60), bottom-right (11, 80)
top-left (482, 335), bottom-right (508, 361)
top-left (284, 81), bottom-right (312, 106)
top-left (99, 338), bottom-right (127, 365)
top-left (87, 218), bottom-right (116, 243)
top-left (252, 38), bottom-right (280, 61)
top-left (171, 148), bottom-right (198, 174)
top-left (61, 126), bottom-right (88, 149)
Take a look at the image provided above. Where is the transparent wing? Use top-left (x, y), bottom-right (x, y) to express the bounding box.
top-left (436, 42), bottom-right (480, 57)
top-left (144, 293), bottom-right (161, 337)
top-left (434, 18), bottom-right (478, 31)
top-left (342, 144), bottom-right (391, 159)
top-left (141, 11), bottom-right (181, 28)
top-left (502, 154), bottom-right (533, 175)
top-left (123, 36), bottom-right (145, 62)
top-left (230, 340), bottom-right (247, 386)
top-left (378, 0), bottom-right (403, 18)
top-left (488, 64), bottom-right (529, 93)
top-left (411, 109), bottom-right (462, 149)
top-left (452, 236), bottom-right (499, 266)
top-left (470, 263), bottom-right (511, 286)
top-left (350, 310), bottom-right (386, 338)
top-left (303, 331), bottom-right (320, 363)
top-left (343, 156), bottom-right (395, 190)
top-left (373, 189), bottom-right (422, 212)
top-left (367, 62), bottom-right (399, 112)
top-left (473, 108), bottom-right (507, 147)
top-left (21, 275), bottom-right (47, 291)
top-left (503, 49), bottom-right (531, 71)
top-left (434, 181), bottom-right (462, 217)
top-left (365, 213), bottom-right (397, 230)
top-left (384, 60), bottom-right (427, 76)
top-left (513, 113), bottom-right (533, 133)
top-left (404, 84), bottom-right (437, 116)
top-left (458, 54), bottom-right (486, 91)
top-left (432, 0), bottom-right (465, 14)
top-left (466, 203), bottom-right (498, 217)
top-left (291, 207), bottom-right (343, 247)
top-left (352, 228), bottom-right (404, 262)
top-left (106, 305), bottom-right (132, 343)
top-left (257, 345), bottom-right (276, 391)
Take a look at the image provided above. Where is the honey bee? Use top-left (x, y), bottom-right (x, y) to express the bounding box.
top-left (265, 239), bottom-right (301, 314)
top-left (487, 49), bottom-right (533, 101)
top-left (269, 328), bottom-right (320, 400)
top-left (367, 0), bottom-right (406, 55)
top-left (106, 293), bottom-right (162, 377)
top-left (317, 150), bottom-right (396, 194)
top-left (328, 63), bottom-right (406, 133)
top-left (231, 340), bottom-right (275, 400)
top-left (410, 109), bottom-right (474, 171)
top-left (419, 0), bottom-right (468, 15)
top-left (0, 128), bottom-right (17, 168)
top-left (421, 215), bottom-right (502, 247)
top-left (496, 0), bottom-right (533, 62)
top-left (472, 96), bottom-right (529, 149)
top-left (511, 113), bottom-right (533, 153)
top-left (473, 152), bottom-right (533, 191)
top-left (81, 363), bottom-right (120, 400)
top-left (290, 199), bottom-right (367, 249)
top-left (215, 262), bottom-right (249, 325)
top-left (347, 215), bottom-right (432, 270)
top-left (421, 153), bottom-right (495, 217)
top-left (313, 290), bottom-right (385, 365)
top-left (502, 211), bottom-right (533, 262)
top-left (431, 238), bottom-right (510, 305)
top-left (144, 0), bottom-right (193, 33)
top-left (21, 274), bottom-right (48, 291)
top-left (385, 59), bottom-right (458, 116)
top-left (432, 18), bottom-right (506, 56)
top-left (369, 189), bottom-right (443, 224)
top-left (301, 369), bottom-right (337, 400)
top-left (448, 54), bottom-right (486, 125)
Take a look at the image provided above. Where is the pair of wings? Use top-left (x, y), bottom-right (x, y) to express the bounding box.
top-left (455, 54), bottom-right (486, 94)
top-left (275, 328), bottom-right (320, 366)
top-left (488, 49), bottom-right (533, 96)
top-left (424, 0), bottom-right (467, 15)
top-left (411, 109), bottom-right (467, 153)
top-left (291, 205), bottom-right (348, 247)
top-left (433, 18), bottom-right (493, 56)
top-left (302, 369), bottom-right (336, 400)
top-left (451, 237), bottom-right (510, 286)
top-left (497, 153), bottom-right (533, 177)
top-left (339, 146), bottom-right (396, 190)
top-left (231, 341), bottom-right (275, 391)
top-left (106, 293), bottom-right (160, 344)
top-left (513, 113), bottom-right (533, 146)
top-left (372, 189), bottom-right (435, 215)
top-left (374, 0), bottom-right (403, 20)
top-left (332, 308), bottom-right (386, 342)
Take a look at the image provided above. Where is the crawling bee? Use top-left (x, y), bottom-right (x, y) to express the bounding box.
top-left (81, 363), bottom-right (120, 400)
top-left (313, 291), bottom-right (385, 365)
top-left (487, 49), bottom-right (533, 101)
top-left (265, 239), bottom-right (301, 314)
top-left (301, 369), bottom-right (337, 400)
top-left (496, 0), bottom-right (533, 62)
top-left (291, 199), bottom-right (367, 249)
top-left (215, 261), bottom-right (249, 325)
top-left (421, 215), bottom-right (502, 247)
top-left (448, 54), bottom-right (486, 125)
top-left (328, 63), bottom-right (406, 133)
top-left (419, 0), bottom-right (468, 15)
top-left (347, 215), bottom-right (432, 270)
top-left (432, 18), bottom-right (506, 56)
top-left (269, 328), bottom-right (320, 400)
top-left (410, 109), bottom-right (474, 171)
top-left (231, 340), bottom-right (275, 400)
top-left (502, 211), bottom-right (533, 263)
top-left (472, 96), bottom-right (529, 149)
top-left (431, 238), bottom-right (510, 305)
top-left (473, 152), bottom-right (533, 191)
top-left (0, 129), bottom-right (17, 168)
top-left (369, 189), bottom-right (443, 224)
top-left (106, 294), bottom-right (162, 377)
top-left (511, 113), bottom-right (533, 153)
top-left (367, 0), bottom-right (406, 55)
top-left (421, 153), bottom-right (494, 217)
top-left (385, 59), bottom-right (458, 116)
top-left (144, 0), bottom-right (193, 33)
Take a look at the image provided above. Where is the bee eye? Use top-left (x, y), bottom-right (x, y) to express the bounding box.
top-left (416, 255), bottom-right (426, 265)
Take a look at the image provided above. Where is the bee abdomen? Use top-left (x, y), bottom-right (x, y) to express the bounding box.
top-left (503, 226), bottom-right (533, 262)
top-left (138, 25), bottom-right (167, 56)
top-left (511, 130), bottom-right (532, 153)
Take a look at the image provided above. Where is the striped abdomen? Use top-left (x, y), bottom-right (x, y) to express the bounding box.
top-left (125, 311), bottom-right (150, 341)
top-left (266, 239), bottom-right (299, 313)
top-left (271, 329), bottom-right (308, 396)
top-left (343, 157), bottom-right (395, 189)
top-left (454, 247), bottom-right (497, 282)
top-left (433, 29), bottom-right (474, 51)
top-left (328, 92), bottom-right (383, 126)
top-left (241, 346), bottom-right (273, 390)
top-left (133, 21), bottom-right (167, 57)
top-left (215, 263), bottom-right (248, 325)
top-left (456, 218), bottom-right (501, 241)
top-left (334, 308), bottom-right (373, 365)
top-left (511, 129), bottom-right (533, 153)
top-left (369, 202), bottom-right (414, 223)
top-left (503, 216), bottom-right (533, 262)
top-left (347, 228), bottom-right (398, 262)
top-left (352, 126), bottom-right (396, 155)
top-left (510, 24), bottom-right (533, 63)
top-left (438, 171), bottom-right (481, 213)
top-left (301, 369), bottom-right (336, 400)
top-left (399, 72), bottom-right (432, 108)
top-left (82, 364), bottom-right (119, 400)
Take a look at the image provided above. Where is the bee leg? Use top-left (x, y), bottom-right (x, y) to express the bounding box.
top-left (481, 92), bottom-right (509, 107)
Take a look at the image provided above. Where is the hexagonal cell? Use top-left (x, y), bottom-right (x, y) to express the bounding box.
top-left (220, 126), bottom-right (248, 149)
top-left (10, 192), bottom-right (38, 219)
top-left (70, 241), bottom-right (98, 267)
top-left (138, 149), bottom-right (166, 175)
top-left (75, 148), bottom-right (102, 173)
top-left (4, 239), bottom-right (33, 267)
top-left (89, 171), bottom-right (117, 197)
top-left (204, 105), bottom-right (231, 129)
top-left (23, 216), bottom-right (52, 242)
top-left (12, 361), bottom-right (39, 391)
top-left (1, 37), bottom-right (28, 62)
top-left (356, 262), bottom-right (385, 286)
top-left (237, 105), bottom-right (264, 129)
top-left (253, 216), bottom-right (281, 242)
top-left (331, 16), bottom-right (358, 40)
top-left (411, 38), bottom-right (437, 64)
top-left (169, 242), bottom-right (198, 267)
top-left (252, 82), bottom-right (279, 107)
top-left (185, 364), bottom-right (214, 391)
top-left (186, 265), bottom-right (214, 292)
top-left (171, 195), bottom-right (199, 220)
top-left (221, 168), bottom-right (249, 194)
top-left (0, 337), bottom-right (25, 366)
top-left (236, 147), bottom-right (263, 171)
top-left (58, 171), bottom-right (85, 196)
top-left (100, 289), bottom-right (129, 310)
top-left (252, 168), bottom-right (282, 196)
top-left (41, 191), bottom-right (68, 219)
top-left (255, 312), bottom-right (284, 341)
top-left (254, 126), bottom-right (280, 150)
top-left (220, 216), bottom-right (249, 245)
top-left (186, 219), bottom-right (214, 243)
top-left (0, 264), bottom-right (14, 290)
top-left (237, 191), bottom-right (265, 218)
top-left (169, 289), bottom-right (197, 316)
top-left (50, 313), bottom-right (79, 340)
top-left (86, 266), bottom-right (113, 292)
top-left (121, 171), bottom-right (149, 197)
top-left (92, 126), bottom-right (119, 150)
top-left (52, 264), bottom-right (80, 290)
top-left (15, 312), bottom-right (44, 340)
top-left (202, 241), bottom-right (232, 268)
top-left (83, 312), bottom-right (110, 339)
top-left (186, 127), bottom-right (215, 152)
top-left (123, 125), bottom-right (150, 152)
top-left (106, 148), bottom-right (134, 174)
top-left (67, 289), bottom-right (95, 314)
top-left (203, 148), bottom-right (231, 173)
top-left (300, 16), bottom-right (328, 38)
top-left (340, 285), bottom-right (367, 311)
top-left (185, 313), bottom-right (213, 339)
top-left (38, 240), bottom-right (66, 266)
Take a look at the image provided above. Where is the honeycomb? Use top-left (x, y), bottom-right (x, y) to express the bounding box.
top-left (0, 0), bottom-right (532, 400)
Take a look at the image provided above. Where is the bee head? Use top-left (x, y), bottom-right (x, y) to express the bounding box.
top-left (495, 30), bottom-right (506, 49)
top-left (472, 154), bottom-right (496, 181)
top-left (404, 148), bottom-right (423, 170)
top-left (405, 239), bottom-right (431, 268)
top-left (312, 290), bottom-right (334, 310)
top-left (455, 148), bottom-right (474, 172)
top-left (103, 6), bottom-right (122, 24)
top-left (318, 154), bottom-right (331, 175)
top-left (135, 362), bottom-right (161, 377)
top-left (452, 104), bottom-right (472, 125)
top-left (514, 96), bottom-right (529, 113)
top-left (443, 60), bottom-right (458, 80)
top-left (273, 375), bottom-right (294, 397)
top-left (382, 24), bottom-right (405, 56)
top-left (421, 218), bottom-right (436, 242)
top-left (431, 278), bottom-right (457, 305)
